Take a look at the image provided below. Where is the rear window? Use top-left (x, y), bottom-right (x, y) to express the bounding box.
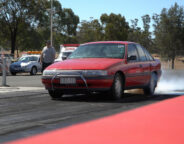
top-left (136, 45), bottom-right (147, 61)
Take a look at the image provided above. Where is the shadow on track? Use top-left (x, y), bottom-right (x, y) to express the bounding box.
top-left (53, 91), bottom-right (182, 103)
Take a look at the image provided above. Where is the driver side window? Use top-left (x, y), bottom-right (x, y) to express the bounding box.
top-left (127, 44), bottom-right (139, 62)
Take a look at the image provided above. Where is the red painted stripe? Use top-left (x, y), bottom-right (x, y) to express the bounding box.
top-left (6, 96), bottom-right (184, 144)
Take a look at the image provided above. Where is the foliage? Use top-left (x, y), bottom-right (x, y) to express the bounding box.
top-left (128, 19), bottom-right (142, 44)
top-left (128, 15), bottom-right (153, 52)
top-left (76, 18), bottom-right (103, 43)
top-left (0, 0), bottom-right (184, 70)
top-left (100, 13), bottom-right (129, 41)
top-left (0, 0), bottom-right (47, 55)
top-left (77, 13), bottom-right (129, 43)
top-left (0, 0), bottom-right (79, 56)
top-left (153, 3), bottom-right (184, 69)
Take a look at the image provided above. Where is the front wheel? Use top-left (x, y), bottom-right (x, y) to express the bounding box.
top-left (48, 90), bottom-right (63, 100)
top-left (11, 72), bottom-right (16, 76)
top-left (144, 73), bottom-right (157, 96)
top-left (30, 66), bottom-right (37, 75)
top-left (110, 73), bottom-right (124, 100)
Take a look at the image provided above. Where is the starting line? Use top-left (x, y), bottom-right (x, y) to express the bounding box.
top-left (5, 95), bottom-right (184, 144)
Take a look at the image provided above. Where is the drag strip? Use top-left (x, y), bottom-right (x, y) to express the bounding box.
top-left (0, 70), bottom-right (184, 143)
top-left (0, 89), bottom-right (181, 143)
top-left (6, 95), bottom-right (184, 144)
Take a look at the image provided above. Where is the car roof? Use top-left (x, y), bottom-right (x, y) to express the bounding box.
top-left (81, 41), bottom-right (136, 45)
top-left (21, 55), bottom-right (40, 57)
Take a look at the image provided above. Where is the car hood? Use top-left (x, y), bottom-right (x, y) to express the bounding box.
top-left (11, 61), bottom-right (29, 66)
top-left (11, 61), bottom-right (22, 66)
top-left (47, 58), bottom-right (125, 70)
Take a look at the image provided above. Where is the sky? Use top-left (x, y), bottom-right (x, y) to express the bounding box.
top-left (59, 0), bottom-right (184, 28)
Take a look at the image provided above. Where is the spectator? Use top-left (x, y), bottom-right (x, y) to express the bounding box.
top-left (40, 40), bottom-right (56, 72)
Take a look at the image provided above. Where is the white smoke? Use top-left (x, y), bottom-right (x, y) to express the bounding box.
top-left (155, 69), bottom-right (184, 94)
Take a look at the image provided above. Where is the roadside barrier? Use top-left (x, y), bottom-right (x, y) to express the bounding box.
top-left (2, 57), bottom-right (7, 86)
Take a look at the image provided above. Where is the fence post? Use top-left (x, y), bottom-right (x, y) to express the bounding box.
top-left (2, 57), bottom-right (6, 86)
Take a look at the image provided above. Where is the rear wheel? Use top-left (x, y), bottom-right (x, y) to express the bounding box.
top-left (48, 90), bottom-right (63, 99)
top-left (110, 73), bottom-right (124, 100)
top-left (144, 73), bottom-right (157, 96)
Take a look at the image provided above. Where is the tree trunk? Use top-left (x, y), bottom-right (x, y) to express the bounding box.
top-left (171, 57), bottom-right (175, 69)
top-left (171, 48), bottom-right (176, 69)
top-left (11, 32), bottom-right (16, 58)
top-left (16, 46), bottom-right (19, 58)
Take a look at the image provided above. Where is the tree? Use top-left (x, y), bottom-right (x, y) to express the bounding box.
top-left (128, 15), bottom-right (152, 51)
top-left (61, 8), bottom-right (79, 36)
top-left (37, 3), bottom-right (79, 49)
top-left (128, 18), bottom-right (142, 43)
top-left (153, 3), bottom-right (184, 69)
top-left (76, 18), bottom-right (103, 43)
top-left (100, 13), bottom-right (129, 41)
top-left (0, 0), bottom-right (47, 56)
top-left (0, 0), bottom-right (80, 56)
top-left (141, 15), bottom-right (152, 50)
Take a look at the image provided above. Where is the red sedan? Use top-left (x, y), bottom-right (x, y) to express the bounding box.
top-left (42, 41), bottom-right (161, 99)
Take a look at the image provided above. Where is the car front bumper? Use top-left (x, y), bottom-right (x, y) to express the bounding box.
top-left (42, 75), bottom-right (114, 93)
top-left (10, 67), bottom-right (31, 73)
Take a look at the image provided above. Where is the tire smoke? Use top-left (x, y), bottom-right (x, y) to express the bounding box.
top-left (155, 69), bottom-right (184, 94)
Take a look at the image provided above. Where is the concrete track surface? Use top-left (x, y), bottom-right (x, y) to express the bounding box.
top-left (0, 70), bottom-right (184, 143)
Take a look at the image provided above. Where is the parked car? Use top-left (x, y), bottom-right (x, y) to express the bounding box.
top-left (55, 44), bottom-right (80, 62)
top-left (9, 55), bottom-right (41, 75)
top-left (42, 41), bottom-right (161, 100)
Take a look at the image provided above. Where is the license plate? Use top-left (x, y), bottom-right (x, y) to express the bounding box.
top-left (60, 77), bottom-right (76, 84)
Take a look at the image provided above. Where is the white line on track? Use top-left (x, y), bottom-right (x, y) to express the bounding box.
top-left (0, 87), bottom-right (45, 93)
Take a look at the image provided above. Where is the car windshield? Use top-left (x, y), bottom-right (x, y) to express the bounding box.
top-left (62, 52), bottom-right (72, 58)
top-left (18, 56), bottom-right (38, 62)
top-left (68, 43), bottom-right (125, 59)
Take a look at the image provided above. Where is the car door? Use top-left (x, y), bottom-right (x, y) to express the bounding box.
top-left (37, 57), bottom-right (42, 72)
top-left (34, 56), bottom-right (42, 72)
top-left (125, 44), bottom-right (143, 87)
top-left (135, 44), bottom-right (151, 85)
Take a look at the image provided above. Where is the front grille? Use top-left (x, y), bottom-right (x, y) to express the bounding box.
top-left (53, 83), bottom-right (87, 88)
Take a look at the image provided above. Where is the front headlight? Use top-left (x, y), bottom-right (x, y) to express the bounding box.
top-left (21, 63), bottom-right (30, 69)
top-left (42, 70), bottom-right (108, 77)
top-left (43, 70), bottom-right (58, 76)
top-left (21, 64), bottom-right (28, 67)
top-left (82, 70), bottom-right (107, 76)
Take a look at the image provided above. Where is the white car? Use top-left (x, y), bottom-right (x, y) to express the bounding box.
top-left (9, 55), bottom-right (42, 75)
top-left (55, 44), bottom-right (80, 62)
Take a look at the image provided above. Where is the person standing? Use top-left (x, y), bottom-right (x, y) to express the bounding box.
top-left (40, 40), bottom-right (56, 72)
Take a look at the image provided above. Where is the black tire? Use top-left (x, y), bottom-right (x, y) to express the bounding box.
top-left (144, 73), bottom-right (157, 96)
top-left (110, 73), bottom-right (124, 100)
top-left (48, 90), bottom-right (63, 99)
top-left (11, 72), bottom-right (16, 76)
top-left (30, 66), bottom-right (37, 75)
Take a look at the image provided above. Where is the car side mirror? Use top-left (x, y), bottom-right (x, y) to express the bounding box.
top-left (62, 56), bottom-right (67, 60)
top-left (128, 55), bottom-right (137, 61)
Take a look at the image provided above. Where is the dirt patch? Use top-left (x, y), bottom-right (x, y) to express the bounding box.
top-left (161, 59), bottom-right (184, 70)
top-left (152, 54), bottom-right (184, 70)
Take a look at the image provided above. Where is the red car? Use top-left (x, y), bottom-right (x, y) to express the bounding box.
top-left (42, 41), bottom-right (161, 99)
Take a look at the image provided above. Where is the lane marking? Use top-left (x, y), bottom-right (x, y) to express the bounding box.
top-left (0, 87), bottom-right (45, 93)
